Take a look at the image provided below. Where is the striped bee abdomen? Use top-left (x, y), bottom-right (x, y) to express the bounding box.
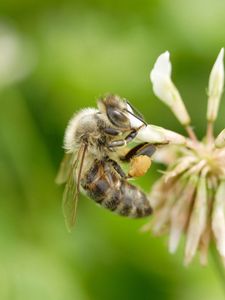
top-left (81, 160), bottom-right (152, 218)
top-left (118, 180), bottom-right (152, 217)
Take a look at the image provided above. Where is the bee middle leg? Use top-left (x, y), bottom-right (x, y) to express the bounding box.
top-left (106, 158), bottom-right (127, 178)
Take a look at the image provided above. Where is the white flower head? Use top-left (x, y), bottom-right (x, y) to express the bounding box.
top-left (150, 51), bottom-right (190, 126)
top-left (143, 49), bottom-right (225, 266)
top-left (207, 48), bottom-right (224, 122)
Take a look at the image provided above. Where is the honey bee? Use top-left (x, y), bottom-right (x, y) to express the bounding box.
top-left (56, 95), bottom-right (156, 230)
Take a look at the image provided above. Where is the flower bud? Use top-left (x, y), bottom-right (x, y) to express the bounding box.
top-left (150, 51), bottom-right (191, 125)
top-left (207, 48), bottom-right (224, 122)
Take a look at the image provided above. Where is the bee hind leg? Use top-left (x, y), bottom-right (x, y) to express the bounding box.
top-left (122, 143), bottom-right (156, 179)
top-left (121, 143), bottom-right (156, 162)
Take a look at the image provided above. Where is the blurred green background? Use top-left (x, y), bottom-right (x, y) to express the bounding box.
top-left (1, 0), bottom-right (225, 299)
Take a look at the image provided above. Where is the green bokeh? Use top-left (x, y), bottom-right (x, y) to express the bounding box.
top-left (0, 0), bottom-right (225, 299)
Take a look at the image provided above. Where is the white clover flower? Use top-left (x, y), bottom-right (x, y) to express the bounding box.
top-left (138, 49), bottom-right (225, 266)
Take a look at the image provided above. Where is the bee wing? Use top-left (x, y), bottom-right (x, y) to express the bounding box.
top-left (55, 153), bottom-right (73, 184)
top-left (62, 144), bottom-right (88, 231)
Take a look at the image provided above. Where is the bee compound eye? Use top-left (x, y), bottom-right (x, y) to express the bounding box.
top-left (107, 106), bottom-right (129, 128)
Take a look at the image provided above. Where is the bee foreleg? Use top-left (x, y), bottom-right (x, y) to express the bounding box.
top-left (104, 127), bottom-right (121, 136)
top-left (108, 130), bottom-right (138, 148)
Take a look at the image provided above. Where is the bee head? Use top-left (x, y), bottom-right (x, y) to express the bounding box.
top-left (98, 95), bottom-right (131, 129)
